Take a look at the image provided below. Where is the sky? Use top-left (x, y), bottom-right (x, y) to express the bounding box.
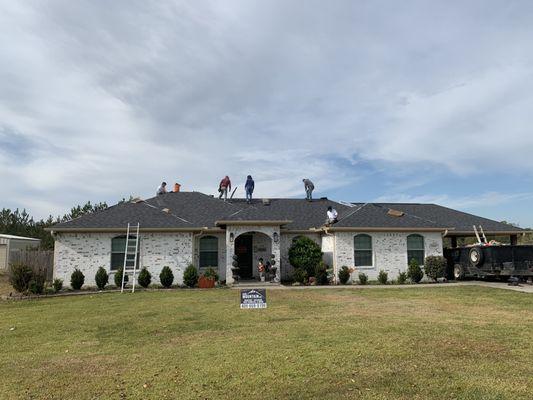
top-left (1, 0), bottom-right (533, 227)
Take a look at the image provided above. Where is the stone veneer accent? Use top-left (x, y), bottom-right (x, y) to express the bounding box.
top-left (54, 232), bottom-right (193, 287)
top-left (333, 231), bottom-right (443, 281)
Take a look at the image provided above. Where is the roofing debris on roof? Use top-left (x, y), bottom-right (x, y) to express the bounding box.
top-left (387, 209), bottom-right (404, 217)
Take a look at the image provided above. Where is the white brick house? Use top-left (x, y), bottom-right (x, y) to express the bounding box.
top-left (47, 192), bottom-right (521, 287)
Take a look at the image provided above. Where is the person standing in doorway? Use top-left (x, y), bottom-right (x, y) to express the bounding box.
top-left (218, 176), bottom-right (232, 200)
top-left (302, 178), bottom-right (314, 201)
top-left (245, 175), bottom-right (255, 204)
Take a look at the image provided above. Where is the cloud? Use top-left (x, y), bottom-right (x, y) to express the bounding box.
top-left (1, 1), bottom-right (533, 223)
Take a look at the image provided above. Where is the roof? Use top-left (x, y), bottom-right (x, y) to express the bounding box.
top-left (0, 234), bottom-right (41, 241)
top-left (48, 191), bottom-right (524, 234)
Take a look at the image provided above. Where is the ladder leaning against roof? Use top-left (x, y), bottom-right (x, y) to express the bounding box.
top-left (121, 222), bottom-right (140, 293)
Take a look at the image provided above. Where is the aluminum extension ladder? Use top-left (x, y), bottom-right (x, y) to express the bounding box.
top-left (121, 223), bottom-right (140, 293)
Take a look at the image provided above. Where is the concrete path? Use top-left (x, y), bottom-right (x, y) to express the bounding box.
top-left (233, 281), bottom-right (533, 293)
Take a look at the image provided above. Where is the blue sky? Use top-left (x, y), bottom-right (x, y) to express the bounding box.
top-left (1, 1), bottom-right (533, 227)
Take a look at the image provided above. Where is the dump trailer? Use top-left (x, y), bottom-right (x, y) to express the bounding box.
top-left (444, 245), bottom-right (533, 280)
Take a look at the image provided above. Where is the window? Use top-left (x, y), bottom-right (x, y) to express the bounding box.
top-left (354, 234), bottom-right (373, 267)
top-left (199, 236), bottom-right (218, 269)
top-left (407, 234), bottom-right (425, 266)
top-left (111, 235), bottom-right (139, 270)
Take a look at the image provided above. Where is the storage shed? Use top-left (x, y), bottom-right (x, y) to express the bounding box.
top-left (0, 234), bottom-right (41, 270)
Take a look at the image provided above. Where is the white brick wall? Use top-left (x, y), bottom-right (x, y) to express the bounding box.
top-left (54, 232), bottom-right (193, 287)
top-left (333, 231), bottom-right (443, 281)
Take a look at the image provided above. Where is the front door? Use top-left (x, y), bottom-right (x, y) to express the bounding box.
top-left (235, 235), bottom-right (253, 279)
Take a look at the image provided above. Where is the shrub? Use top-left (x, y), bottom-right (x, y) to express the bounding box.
top-left (183, 264), bottom-right (198, 288)
top-left (70, 269), bottom-right (85, 290)
top-left (378, 270), bottom-right (388, 285)
top-left (159, 266), bottom-right (174, 288)
top-left (292, 268), bottom-right (308, 284)
top-left (288, 236), bottom-right (323, 277)
top-left (114, 267), bottom-right (128, 288)
top-left (314, 262), bottom-right (329, 285)
top-left (338, 266), bottom-right (351, 285)
top-left (52, 278), bottom-right (63, 292)
top-left (424, 255), bottom-right (447, 281)
top-left (358, 272), bottom-right (368, 285)
top-left (9, 263), bottom-right (34, 293)
top-left (138, 267), bottom-right (152, 288)
top-left (95, 267), bottom-right (109, 290)
top-left (397, 272), bottom-right (407, 285)
top-left (202, 267), bottom-right (219, 281)
top-left (407, 258), bottom-right (423, 283)
top-left (28, 269), bottom-right (46, 294)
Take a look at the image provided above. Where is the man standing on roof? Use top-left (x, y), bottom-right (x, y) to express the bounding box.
top-left (302, 178), bottom-right (314, 201)
top-left (218, 176), bottom-right (231, 201)
top-left (156, 182), bottom-right (167, 196)
top-left (245, 175), bottom-right (254, 204)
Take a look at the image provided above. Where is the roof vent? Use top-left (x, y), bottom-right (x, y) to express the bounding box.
top-left (387, 209), bottom-right (404, 217)
top-left (262, 199), bottom-right (271, 206)
top-left (320, 197), bottom-right (328, 200)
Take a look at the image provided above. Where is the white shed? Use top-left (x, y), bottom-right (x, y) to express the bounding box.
top-left (0, 234), bottom-right (41, 270)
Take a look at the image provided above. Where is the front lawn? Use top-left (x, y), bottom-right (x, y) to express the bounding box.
top-left (0, 287), bottom-right (531, 399)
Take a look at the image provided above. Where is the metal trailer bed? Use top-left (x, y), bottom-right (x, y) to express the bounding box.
top-left (444, 245), bottom-right (533, 280)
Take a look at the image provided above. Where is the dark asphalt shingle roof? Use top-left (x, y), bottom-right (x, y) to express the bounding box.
top-left (51, 191), bottom-right (523, 233)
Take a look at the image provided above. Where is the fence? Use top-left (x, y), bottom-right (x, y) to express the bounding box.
top-left (9, 249), bottom-right (54, 281)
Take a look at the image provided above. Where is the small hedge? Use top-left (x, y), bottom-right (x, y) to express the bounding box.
top-left (338, 266), bottom-right (351, 285)
top-left (70, 269), bottom-right (85, 290)
top-left (292, 268), bottom-right (307, 284)
top-left (159, 266), bottom-right (174, 288)
top-left (114, 267), bottom-right (128, 288)
top-left (95, 267), bottom-right (109, 290)
top-left (9, 263), bottom-right (34, 293)
top-left (358, 272), bottom-right (368, 285)
top-left (52, 278), bottom-right (63, 292)
top-left (183, 264), bottom-right (198, 288)
top-left (138, 267), bottom-right (152, 288)
top-left (378, 270), bottom-right (388, 285)
top-left (424, 255), bottom-right (447, 281)
top-left (314, 262), bottom-right (329, 285)
top-left (397, 272), bottom-right (407, 284)
top-left (28, 270), bottom-right (46, 294)
top-left (407, 259), bottom-right (423, 283)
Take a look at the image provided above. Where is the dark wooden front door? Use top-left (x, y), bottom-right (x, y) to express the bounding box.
top-left (235, 235), bottom-right (253, 279)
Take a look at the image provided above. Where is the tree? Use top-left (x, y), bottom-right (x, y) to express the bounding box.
top-left (288, 237), bottom-right (323, 277)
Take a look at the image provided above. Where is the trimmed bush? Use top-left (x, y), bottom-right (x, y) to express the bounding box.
top-left (397, 272), bottom-right (407, 285)
top-left (407, 258), bottom-right (423, 283)
top-left (378, 270), bottom-right (388, 285)
top-left (424, 255), bottom-right (447, 281)
top-left (314, 262), bottom-right (329, 285)
top-left (338, 266), bottom-right (351, 285)
top-left (358, 272), bottom-right (368, 285)
top-left (95, 267), bottom-right (109, 290)
top-left (28, 269), bottom-right (46, 294)
top-left (138, 267), bottom-right (152, 288)
top-left (52, 278), bottom-right (63, 292)
top-left (288, 236), bottom-right (323, 277)
top-left (292, 268), bottom-right (308, 284)
top-left (114, 267), bottom-right (128, 288)
top-left (183, 264), bottom-right (198, 288)
top-left (70, 269), bottom-right (85, 290)
top-left (159, 266), bottom-right (174, 288)
top-left (9, 263), bottom-right (34, 293)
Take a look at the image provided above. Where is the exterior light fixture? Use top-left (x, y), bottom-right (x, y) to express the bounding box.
top-left (273, 232), bottom-right (279, 243)
top-left (229, 232), bottom-right (235, 243)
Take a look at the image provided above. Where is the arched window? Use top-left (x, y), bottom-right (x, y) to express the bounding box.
top-left (199, 236), bottom-right (218, 269)
top-left (111, 235), bottom-right (139, 270)
top-left (407, 234), bottom-right (425, 265)
top-left (354, 234), bottom-right (373, 267)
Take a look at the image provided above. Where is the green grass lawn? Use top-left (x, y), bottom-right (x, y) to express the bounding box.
top-left (1, 287), bottom-right (532, 400)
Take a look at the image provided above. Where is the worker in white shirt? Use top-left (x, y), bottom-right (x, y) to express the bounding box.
top-left (326, 206), bottom-right (338, 225)
top-left (156, 182), bottom-right (167, 196)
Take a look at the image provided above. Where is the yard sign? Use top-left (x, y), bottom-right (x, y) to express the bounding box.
top-left (240, 289), bottom-right (267, 309)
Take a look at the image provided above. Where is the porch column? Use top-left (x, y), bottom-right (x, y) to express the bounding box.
top-left (226, 228), bottom-right (236, 285)
top-left (272, 227), bottom-right (281, 282)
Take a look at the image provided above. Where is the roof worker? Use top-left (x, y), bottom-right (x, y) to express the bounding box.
top-left (302, 178), bottom-right (315, 201)
top-left (173, 182), bottom-right (181, 192)
top-left (326, 206), bottom-right (338, 226)
top-left (218, 175), bottom-right (231, 201)
top-left (156, 182), bottom-right (167, 196)
top-left (245, 175), bottom-right (255, 204)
